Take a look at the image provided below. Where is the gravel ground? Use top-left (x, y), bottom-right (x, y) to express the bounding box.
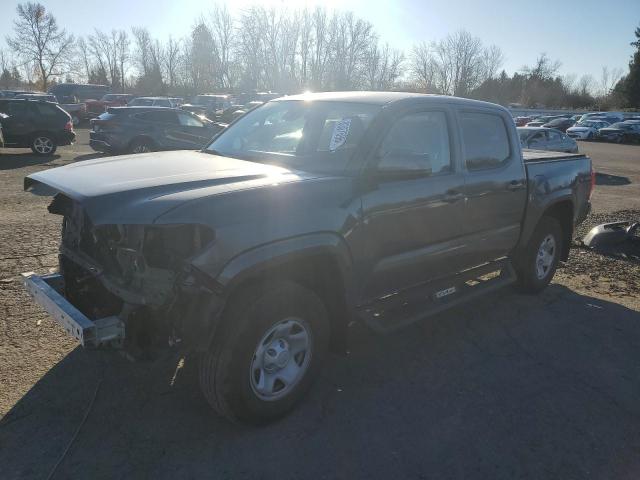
top-left (1, 133), bottom-right (640, 479)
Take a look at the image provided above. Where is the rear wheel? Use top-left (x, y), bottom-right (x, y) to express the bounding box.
top-left (515, 216), bottom-right (563, 293)
top-left (129, 138), bottom-right (155, 154)
top-left (199, 281), bottom-right (329, 424)
top-left (31, 134), bottom-right (57, 156)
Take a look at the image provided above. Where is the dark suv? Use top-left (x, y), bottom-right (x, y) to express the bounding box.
top-left (89, 107), bottom-right (224, 154)
top-left (0, 99), bottom-right (75, 155)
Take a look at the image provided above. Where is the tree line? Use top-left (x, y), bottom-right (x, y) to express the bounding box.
top-left (1, 2), bottom-right (638, 110)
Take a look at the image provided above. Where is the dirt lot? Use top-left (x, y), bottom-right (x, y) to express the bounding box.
top-left (1, 132), bottom-right (640, 479)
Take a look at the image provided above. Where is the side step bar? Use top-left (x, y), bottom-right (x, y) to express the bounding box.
top-left (357, 259), bottom-right (517, 333)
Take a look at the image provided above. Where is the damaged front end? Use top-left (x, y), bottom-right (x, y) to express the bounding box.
top-left (24, 193), bottom-right (221, 354)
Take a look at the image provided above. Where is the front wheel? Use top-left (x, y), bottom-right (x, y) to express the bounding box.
top-left (514, 216), bottom-right (563, 293)
top-left (199, 281), bottom-right (329, 424)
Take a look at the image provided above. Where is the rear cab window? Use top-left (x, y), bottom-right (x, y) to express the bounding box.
top-left (460, 111), bottom-right (511, 171)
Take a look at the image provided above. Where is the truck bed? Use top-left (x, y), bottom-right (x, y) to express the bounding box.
top-left (522, 149), bottom-right (587, 163)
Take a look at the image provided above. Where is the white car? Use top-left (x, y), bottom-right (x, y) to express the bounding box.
top-left (566, 120), bottom-right (611, 140)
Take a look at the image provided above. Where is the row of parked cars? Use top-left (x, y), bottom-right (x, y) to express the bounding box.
top-left (513, 111), bottom-right (640, 147)
top-left (0, 84), bottom-right (283, 155)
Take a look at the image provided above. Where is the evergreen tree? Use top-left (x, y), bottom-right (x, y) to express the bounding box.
top-left (614, 24), bottom-right (640, 108)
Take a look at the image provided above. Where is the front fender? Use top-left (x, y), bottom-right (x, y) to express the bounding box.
top-left (196, 232), bottom-right (354, 292)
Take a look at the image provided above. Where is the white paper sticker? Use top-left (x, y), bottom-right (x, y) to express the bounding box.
top-left (329, 118), bottom-right (352, 151)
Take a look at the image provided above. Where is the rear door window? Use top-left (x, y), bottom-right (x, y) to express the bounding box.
top-left (460, 112), bottom-right (511, 171)
top-left (30, 103), bottom-right (58, 117)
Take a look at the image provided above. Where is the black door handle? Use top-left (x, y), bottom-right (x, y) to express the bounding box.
top-left (443, 190), bottom-right (464, 203)
top-left (507, 180), bottom-right (525, 191)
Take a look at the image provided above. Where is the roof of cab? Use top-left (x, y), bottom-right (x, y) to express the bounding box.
top-left (274, 91), bottom-right (506, 110)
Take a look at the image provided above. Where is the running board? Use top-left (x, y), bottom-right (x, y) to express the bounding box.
top-left (357, 259), bottom-right (516, 333)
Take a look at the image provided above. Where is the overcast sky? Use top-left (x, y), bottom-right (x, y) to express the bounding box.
top-left (1, 0), bottom-right (637, 81)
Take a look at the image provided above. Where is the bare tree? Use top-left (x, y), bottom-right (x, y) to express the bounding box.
top-left (577, 74), bottom-right (595, 96)
top-left (599, 66), bottom-right (624, 96)
top-left (411, 41), bottom-right (438, 92)
top-left (522, 53), bottom-right (561, 81)
top-left (6, 2), bottom-right (74, 90)
top-left (209, 4), bottom-right (234, 89)
top-left (163, 36), bottom-right (180, 90)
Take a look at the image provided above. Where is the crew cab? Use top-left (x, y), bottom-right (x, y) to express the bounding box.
top-left (22, 92), bottom-right (593, 423)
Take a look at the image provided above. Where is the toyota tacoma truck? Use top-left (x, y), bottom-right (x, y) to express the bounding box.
top-left (22, 92), bottom-right (593, 423)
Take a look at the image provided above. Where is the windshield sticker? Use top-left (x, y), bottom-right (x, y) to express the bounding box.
top-left (329, 118), bottom-right (352, 151)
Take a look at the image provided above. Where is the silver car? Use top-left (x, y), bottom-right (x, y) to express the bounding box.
top-left (566, 120), bottom-right (611, 140)
top-left (518, 127), bottom-right (578, 153)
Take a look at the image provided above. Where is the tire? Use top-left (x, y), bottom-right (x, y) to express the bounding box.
top-left (199, 281), bottom-right (330, 424)
top-left (514, 216), bottom-right (563, 293)
top-left (129, 137), bottom-right (155, 154)
top-left (31, 134), bottom-right (57, 156)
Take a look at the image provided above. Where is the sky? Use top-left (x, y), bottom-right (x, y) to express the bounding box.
top-left (1, 0), bottom-right (638, 81)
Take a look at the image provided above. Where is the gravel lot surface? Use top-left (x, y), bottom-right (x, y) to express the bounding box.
top-left (0, 132), bottom-right (639, 479)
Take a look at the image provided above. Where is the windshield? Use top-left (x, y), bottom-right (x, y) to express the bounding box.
top-left (206, 100), bottom-right (380, 172)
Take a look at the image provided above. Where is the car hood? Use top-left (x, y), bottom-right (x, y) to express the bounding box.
top-left (25, 150), bottom-right (325, 225)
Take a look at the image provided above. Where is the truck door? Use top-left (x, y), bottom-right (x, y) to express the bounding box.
top-left (0, 101), bottom-right (31, 146)
top-left (458, 110), bottom-right (527, 263)
top-left (359, 108), bottom-right (467, 301)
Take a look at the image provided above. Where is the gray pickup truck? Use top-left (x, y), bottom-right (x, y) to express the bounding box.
top-left (23, 92), bottom-right (593, 423)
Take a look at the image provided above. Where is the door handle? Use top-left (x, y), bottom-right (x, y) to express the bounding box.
top-left (507, 180), bottom-right (525, 191)
top-left (443, 190), bottom-right (464, 203)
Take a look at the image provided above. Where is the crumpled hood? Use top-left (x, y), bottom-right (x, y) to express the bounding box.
top-left (25, 150), bottom-right (321, 224)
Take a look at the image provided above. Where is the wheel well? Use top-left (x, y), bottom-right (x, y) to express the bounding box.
top-left (543, 200), bottom-right (573, 261)
top-left (129, 135), bottom-right (156, 149)
top-left (223, 253), bottom-right (350, 353)
top-left (31, 131), bottom-right (57, 142)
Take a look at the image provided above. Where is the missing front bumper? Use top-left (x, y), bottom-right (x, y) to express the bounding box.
top-left (22, 272), bottom-right (125, 348)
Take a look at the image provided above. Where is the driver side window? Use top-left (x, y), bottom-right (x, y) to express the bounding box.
top-left (378, 111), bottom-right (451, 175)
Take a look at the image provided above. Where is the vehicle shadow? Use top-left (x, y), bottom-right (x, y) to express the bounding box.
top-left (595, 172), bottom-right (631, 186)
top-left (2, 284), bottom-right (640, 479)
top-left (0, 153), bottom-right (61, 170)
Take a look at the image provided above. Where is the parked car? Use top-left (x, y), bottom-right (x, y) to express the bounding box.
top-left (579, 112), bottom-right (624, 124)
top-left (48, 83), bottom-right (110, 103)
top-left (14, 93), bottom-right (58, 103)
top-left (514, 116), bottom-right (532, 127)
top-left (0, 99), bottom-right (74, 155)
top-left (23, 92), bottom-right (593, 423)
top-left (0, 90), bottom-right (38, 98)
top-left (542, 117), bottom-right (575, 132)
top-left (127, 97), bottom-right (175, 108)
top-left (598, 122), bottom-right (640, 143)
top-left (525, 115), bottom-right (569, 127)
top-left (182, 94), bottom-right (232, 118)
top-left (518, 127), bottom-right (578, 152)
top-left (89, 106), bottom-right (224, 154)
top-left (85, 94), bottom-right (135, 116)
top-left (55, 96), bottom-right (88, 126)
top-left (566, 120), bottom-right (611, 140)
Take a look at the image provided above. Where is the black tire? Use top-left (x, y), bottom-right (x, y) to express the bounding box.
top-left (514, 216), bottom-right (563, 293)
top-left (128, 137), bottom-right (155, 154)
top-left (30, 134), bottom-right (57, 156)
top-left (199, 281), bottom-right (330, 424)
